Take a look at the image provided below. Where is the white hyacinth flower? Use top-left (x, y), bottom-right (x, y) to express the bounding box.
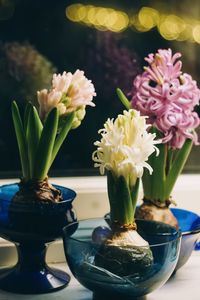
top-left (92, 109), bottom-right (159, 186)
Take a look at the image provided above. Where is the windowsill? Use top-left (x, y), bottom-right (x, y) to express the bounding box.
top-left (0, 174), bottom-right (199, 265)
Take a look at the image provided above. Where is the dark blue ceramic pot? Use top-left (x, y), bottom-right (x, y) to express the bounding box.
top-left (63, 218), bottom-right (181, 299)
top-left (171, 208), bottom-right (200, 271)
top-left (0, 183), bottom-right (78, 294)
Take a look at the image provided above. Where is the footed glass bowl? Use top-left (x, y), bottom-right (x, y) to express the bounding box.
top-left (63, 218), bottom-right (181, 299)
top-left (171, 208), bottom-right (200, 271)
top-left (0, 183), bottom-right (78, 294)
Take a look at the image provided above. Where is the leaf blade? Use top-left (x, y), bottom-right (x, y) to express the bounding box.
top-left (27, 106), bottom-right (43, 177)
top-left (164, 139), bottom-right (193, 199)
top-left (12, 101), bottom-right (29, 179)
top-left (50, 112), bottom-right (74, 167)
top-left (33, 108), bottom-right (58, 180)
top-left (116, 88), bottom-right (131, 110)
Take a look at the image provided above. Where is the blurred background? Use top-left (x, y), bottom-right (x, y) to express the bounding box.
top-left (0, 0), bottom-right (200, 178)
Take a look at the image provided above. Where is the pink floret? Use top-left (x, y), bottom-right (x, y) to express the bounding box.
top-left (131, 49), bottom-right (200, 149)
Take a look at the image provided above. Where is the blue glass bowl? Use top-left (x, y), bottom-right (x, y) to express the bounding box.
top-left (63, 218), bottom-right (181, 299)
top-left (0, 183), bottom-right (78, 294)
top-left (171, 208), bottom-right (200, 271)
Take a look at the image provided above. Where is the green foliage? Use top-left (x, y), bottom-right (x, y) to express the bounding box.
top-left (12, 102), bottom-right (74, 181)
top-left (107, 171), bottom-right (140, 225)
top-left (116, 88), bottom-right (131, 110)
top-left (115, 88), bottom-right (193, 203)
top-left (12, 102), bottom-right (29, 179)
top-left (142, 128), bottom-right (193, 202)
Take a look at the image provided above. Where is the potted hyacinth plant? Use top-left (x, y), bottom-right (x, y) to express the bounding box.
top-left (0, 69), bottom-right (95, 294)
top-left (10, 69), bottom-right (96, 233)
top-left (117, 48), bottom-right (200, 229)
top-left (92, 109), bottom-right (159, 276)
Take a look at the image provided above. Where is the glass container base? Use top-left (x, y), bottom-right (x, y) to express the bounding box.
top-left (0, 183), bottom-right (78, 294)
top-left (0, 242), bottom-right (70, 294)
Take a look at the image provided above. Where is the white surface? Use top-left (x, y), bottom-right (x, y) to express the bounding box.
top-left (0, 253), bottom-right (199, 300)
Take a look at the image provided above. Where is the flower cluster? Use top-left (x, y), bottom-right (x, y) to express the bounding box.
top-left (131, 49), bottom-right (200, 149)
top-left (92, 109), bottom-right (159, 186)
top-left (37, 69), bottom-right (96, 128)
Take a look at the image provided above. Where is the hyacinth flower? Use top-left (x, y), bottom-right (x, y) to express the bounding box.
top-left (92, 109), bottom-right (158, 276)
top-left (118, 48), bottom-right (200, 228)
top-left (12, 69), bottom-right (96, 204)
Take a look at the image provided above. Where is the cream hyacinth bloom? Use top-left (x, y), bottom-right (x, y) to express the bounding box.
top-left (93, 109), bottom-right (159, 186)
top-left (37, 70), bottom-right (96, 127)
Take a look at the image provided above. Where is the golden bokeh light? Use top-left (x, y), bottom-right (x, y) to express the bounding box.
top-left (66, 4), bottom-right (129, 32)
top-left (193, 25), bottom-right (200, 43)
top-left (158, 15), bottom-right (185, 40)
top-left (138, 7), bottom-right (159, 31)
top-left (66, 4), bottom-right (83, 22)
top-left (111, 12), bottom-right (129, 32)
top-left (66, 4), bottom-right (200, 43)
top-left (177, 24), bottom-right (193, 42)
top-left (86, 6), bottom-right (96, 24)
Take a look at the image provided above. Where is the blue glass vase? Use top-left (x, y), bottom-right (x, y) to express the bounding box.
top-left (171, 208), bottom-right (200, 271)
top-left (63, 218), bottom-right (181, 299)
top-left (0, 183), bottom-right (78, 294)
top-left (105, 207), bottom-right (200, 273)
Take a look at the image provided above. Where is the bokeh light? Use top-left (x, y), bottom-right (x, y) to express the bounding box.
top-left (138, 7), bottom-right (159, 31)
top-left (193, 24), bottom-right (200, 43)
top-left (66, 4), bottom-right (200, 44)
top-left (66, 4), bottom-right (129, 32)
top-left (158, 15), bottom-right (186, 41)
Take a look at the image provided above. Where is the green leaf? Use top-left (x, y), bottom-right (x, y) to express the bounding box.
top-left (116, 88), bottom-right (131, 110)
top-left (142, 128), bottom-right (166, 202)
top-left (151, 143), bottom-right (166, 201)
top-left (33, 108), bottom-right (59, 180)
top-left (116, 176), bottom-right (133, 224)
top-left (107, 171), bottom-right (134, 225)
top-left (164, 139), bottom-right (193, 199)
top-left (50, 112), bottom-right (74, 167)
top-left (12, 101), bottom-right (29, 179)
top-left (130, 178), bottom-right (140, 216)
top-left (26, 106), bottom-right (43, 177)
top-left (24, 102), bottom-right (32, 136)
top-left (107, 171), bottom-right (118, 223)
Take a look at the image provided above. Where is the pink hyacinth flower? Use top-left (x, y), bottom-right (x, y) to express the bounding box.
top-left (131, 48), bottom-right (200, 149)
top-left (37, 70), bottom-right (96, 120)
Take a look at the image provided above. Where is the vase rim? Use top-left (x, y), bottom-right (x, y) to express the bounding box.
top-left (0, 182), bottom-right (77, 203)
top-left (63, 217), bottom-right (182, 248)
